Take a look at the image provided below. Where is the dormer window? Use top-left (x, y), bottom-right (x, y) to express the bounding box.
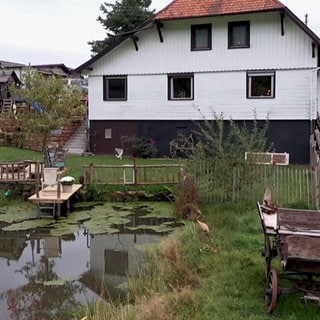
top-left (191, 24), bottom-right (212, 51)
top-left (228, 21), bottom-right (250, 49)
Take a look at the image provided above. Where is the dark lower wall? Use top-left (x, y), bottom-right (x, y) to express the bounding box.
top-left (89, 119), bottom-right (312, 164)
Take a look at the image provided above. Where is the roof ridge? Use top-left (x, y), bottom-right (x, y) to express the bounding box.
top-left (155, 0), bottom-right (286, 20)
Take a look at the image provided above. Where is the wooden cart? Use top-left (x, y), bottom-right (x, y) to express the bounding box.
top-left (257, 202), bottom-right (320, 313)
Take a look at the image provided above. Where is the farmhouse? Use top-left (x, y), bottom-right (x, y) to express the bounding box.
top-left (76, 0), bottom-right (320, 163)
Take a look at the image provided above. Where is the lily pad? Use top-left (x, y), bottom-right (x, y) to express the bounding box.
top-left (2, 218), bottom-right (53, 231)
top-left (0, 203), bottom-right (37, 223)
top-left (50, 223), bottom-right (80, 237)
top-left (83, 218), bottom-right (120, 235)
top-left (42, 276), bottom-right (81, 286)
top-left (126, 224), bottom-right (176, 233)
top-left (62, 211), bottom-right (92, 224)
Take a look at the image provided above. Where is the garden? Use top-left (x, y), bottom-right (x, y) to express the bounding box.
top-left (1, 138), bottom-right (319, 319)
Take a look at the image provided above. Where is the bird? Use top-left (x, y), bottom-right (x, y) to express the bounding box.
top-left (196, 219), bottom-right (210, 234)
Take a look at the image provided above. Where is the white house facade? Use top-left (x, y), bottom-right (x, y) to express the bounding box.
top-left (76, 0), bottom-right (320, 163)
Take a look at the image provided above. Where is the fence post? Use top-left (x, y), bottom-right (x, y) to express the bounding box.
top-left (89, 163), bottom-right (93, 184)
top-left (232, 163), bottom-right (236, 202)
top-left (133, 158), bottom-right (137, 185)
top-left (35, 162), bottom-right (40, 198)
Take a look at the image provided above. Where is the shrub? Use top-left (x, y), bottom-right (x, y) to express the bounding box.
top-left (131, 136), bottom-right (157, 158)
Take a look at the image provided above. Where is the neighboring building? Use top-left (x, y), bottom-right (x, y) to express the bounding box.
top-left (30, 63), bottom-right (72, 78)
top-left (0, 60), bottom-right (86, 112)
top-left (0, 70), bottom-right (21, 111)
top-left (0, 60), bottom-right (25, 80)
top-left (0, 61), bottom-right (73, 80)
top-left (76, 0), bottom-right (320, 163)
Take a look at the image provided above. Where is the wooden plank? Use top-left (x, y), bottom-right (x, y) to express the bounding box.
top-left (28, 184), bottom-right (82, 203)
top-left (278, 208), bottom-right (320, 231)
top-left (279, 234), bottom-right (320, 263)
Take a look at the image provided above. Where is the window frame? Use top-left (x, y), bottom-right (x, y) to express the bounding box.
top-left (191, 24), bottom-right (212, 51)
top-left (247, 71), bottom-right (275, 99)
top-left (168, 74), bottom-right (194, 100)
top-left (228, 21), bottom-right (250, 49)
top-left (103, 75), bottom-right (127, 101)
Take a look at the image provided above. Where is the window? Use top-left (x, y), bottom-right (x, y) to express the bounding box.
top-left (247, 71), bottom-right (275, 98)
top-left (168, 74), bottom-right (194, 100)
top-left (105, 128), bottom-right (112, 139)
top-left (228, 21), bottom-right (250, 49)
top-left (103, 75), bottom-right (127, 100)
top-left (191, 24), bottom-right (212, 51)
top-left (105, 249), bottom-right (128, 276)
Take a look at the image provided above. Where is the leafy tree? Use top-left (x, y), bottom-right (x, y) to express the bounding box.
top-left (88, 0), bottom-right (155, 55)
top-left (11, 67), bottom-right (85, 153)
top-left (186, 109), bottom-right (272, 203)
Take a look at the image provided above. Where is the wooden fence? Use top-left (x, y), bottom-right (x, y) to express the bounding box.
top-left (0, 160), bottom-right (44, 183)
top-left (82, 162), bottom-right (184, 185)
top-left (195, 163), bottom-right (312, 207)
top-left (82, 161), bottom-right (313, 207)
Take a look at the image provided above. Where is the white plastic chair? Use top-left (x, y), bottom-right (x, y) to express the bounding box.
top-left (114, 148), bottom-right (124, 160)
top-left (38, 167), bottom-right (59, 218)
top-left (41, 167), bottom-right (59, 190)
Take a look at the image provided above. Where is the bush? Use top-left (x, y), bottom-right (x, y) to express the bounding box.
top-left (131, 136), bottom-right (157, 158)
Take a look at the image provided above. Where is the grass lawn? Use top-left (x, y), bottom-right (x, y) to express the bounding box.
top-left (0, 146), bottom-right (183, 181)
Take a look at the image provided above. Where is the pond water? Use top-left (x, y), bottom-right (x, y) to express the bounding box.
top-left (0, 201), bottom-right (177, 320)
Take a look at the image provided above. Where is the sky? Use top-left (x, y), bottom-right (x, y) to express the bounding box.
top-left (1, 0), bottom-right (320, 69)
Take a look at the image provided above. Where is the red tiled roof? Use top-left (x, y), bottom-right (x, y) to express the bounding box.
top-left (155, 0), bottom-right (286, 20)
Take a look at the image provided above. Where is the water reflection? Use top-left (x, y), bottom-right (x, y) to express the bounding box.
top-left (83, 231), bottom-right (161, 301)
top-left (0, 209), bottom-right (170, 320)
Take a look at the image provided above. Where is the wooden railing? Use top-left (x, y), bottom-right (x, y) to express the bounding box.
top-left (0, 160), bottom-right (44, 183)
top-left (83, 162), bottom-right (184, 185)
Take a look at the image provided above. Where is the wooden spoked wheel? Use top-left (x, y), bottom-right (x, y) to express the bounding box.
top-left (265, 268), bottom-right (278, 314)
top-left (169, 140), bottom-right (178, 158)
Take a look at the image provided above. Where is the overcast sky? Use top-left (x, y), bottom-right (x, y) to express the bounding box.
top-left (1, 0), bottom-right (319, 69)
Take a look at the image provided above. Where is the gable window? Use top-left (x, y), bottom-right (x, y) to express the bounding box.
top-left (103, 75), bottom-right (127, 100)
top-left (168, 74), bottom-right (194, 100)
top-left (247, 71), bottom-right (275, 98)
top-left (191, 24), bottom-right (212, 51)
top-left (228, 21), bottom-right (250, 49)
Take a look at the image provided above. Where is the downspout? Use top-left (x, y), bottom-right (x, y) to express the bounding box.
top-left (310, 67), bottom-right (320, 134)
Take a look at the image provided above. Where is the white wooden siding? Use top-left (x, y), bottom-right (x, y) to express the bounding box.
top-left (90, 12), bottom-right (317, 76)
top-left (89, 69), bottom-right (314, 121)
top-left (88, 10), bottom-right (319, 122)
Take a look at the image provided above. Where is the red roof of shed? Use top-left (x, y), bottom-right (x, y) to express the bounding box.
top-left (155, 0), bottom-right (286, 20)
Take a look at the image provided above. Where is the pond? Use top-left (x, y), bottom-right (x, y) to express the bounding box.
top-left (0, 201), bottom-right (178, 320)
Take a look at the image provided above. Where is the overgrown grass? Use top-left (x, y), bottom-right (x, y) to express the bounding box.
top-left (75, 203), bottom-right (320, 320)
top-left (2, 147), bottom-right (319, 318)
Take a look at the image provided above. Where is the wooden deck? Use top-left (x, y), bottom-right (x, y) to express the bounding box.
top-left (29, 184), bottom-right (82, 218)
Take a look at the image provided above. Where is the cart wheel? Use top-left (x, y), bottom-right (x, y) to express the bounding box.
top-left (265, 268), bottom-right (278, 314)
top-left (169, 140), bottom-right (178, 158)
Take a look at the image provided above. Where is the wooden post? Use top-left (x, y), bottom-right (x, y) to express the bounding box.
top-left (35, 162), bottom-right (40, 198)
top-left (133, 158), bottom-right (137, 185)
top-left (57, 181), bottom-right (61, 199)
top-left (232, 164), bottom-right (236, 203)
top-left (89, 163), bottom-right (93, 184)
